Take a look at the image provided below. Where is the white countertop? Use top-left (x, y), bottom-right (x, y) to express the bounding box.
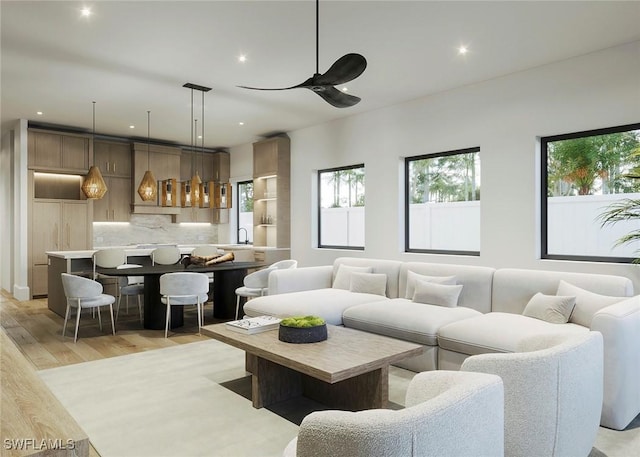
top-left (46, 244), bottom-right (289, 259)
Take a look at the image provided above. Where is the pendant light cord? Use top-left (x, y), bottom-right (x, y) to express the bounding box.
top-left (201, 91), bottom-right (205, 175)
top-left (147, 110), bottom-right (151, 169)
top-left (316, 0), bottom-right (319, 75)
top-left (92, 101), bottom-right (96, 163)
top-left (190, 88), bottom-right (194, 177)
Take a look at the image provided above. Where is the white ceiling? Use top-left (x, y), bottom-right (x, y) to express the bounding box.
top-left (2, 1), bottom-right (639, 150)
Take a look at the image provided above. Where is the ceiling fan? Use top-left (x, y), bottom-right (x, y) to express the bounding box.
top-left (238, 0), bottom-right (367, 108)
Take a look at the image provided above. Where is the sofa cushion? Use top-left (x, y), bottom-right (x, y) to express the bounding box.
top-left (522, 293), bottom-right (576, 324)
top-left (343, 298), bottom-right (482, 346)
top-left (438, 312), bottom-right (589, 356)
top-left (413, 281), bottom-right (463, 308)
top-left (334, 258), bottom-right (403, 298)
top-left (557, 280), bottom-right (626, 327)
top-left (404, 271), bottom-right (457, 299)
top-left (349, 272), bottom-right (387, 296)
top-left (401, 263), bottom-right (495, 313)
top-left (492, 269), bottom-right (632, 315)
top-left (332, 265), bottom-right (373, 290)
top-left (243, 288), bottom-right (388, 326)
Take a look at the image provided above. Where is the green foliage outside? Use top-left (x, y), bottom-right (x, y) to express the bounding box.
top-left (239, 181), bottom-right (253, 212)
top-left (548, 131), bottom-right (640, 196)
top-left (321, 167), bottom-right (365, 208)
top-left (280, 316), bottom-right (326, 328)
top-left (408, 152), bottom-right (480, 203)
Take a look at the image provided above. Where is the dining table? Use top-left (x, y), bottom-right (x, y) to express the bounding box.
top-left (97, 261), bottom-right (264, 330)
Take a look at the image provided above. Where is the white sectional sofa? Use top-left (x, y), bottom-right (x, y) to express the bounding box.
top-left (243, 257), bottom-right (640, 430)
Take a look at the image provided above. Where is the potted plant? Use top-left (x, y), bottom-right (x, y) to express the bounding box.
top-left (278, 315), bottom-right (327, 343)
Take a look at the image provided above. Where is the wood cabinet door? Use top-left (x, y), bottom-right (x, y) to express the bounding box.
top-left (94, 141), bottom-right (111, 172)
top-left (32, 201), bottom-right (62, 264)
top-left (92, 187), bottom-right (110, 222)
top-left (253, 140), bottom-right (278, 177)
top-left (109, 176), bottom-right (131, 221)
top-left (31, 264), bottom-right (49, 296)
top-left (62, 135), bottom-right (89, 170)
top-left (212, 152), bottom-right (230, 182)
top-left (62, 202), bottom-right (89, 251)
top-left (109, 142), bottom-right (132, 177)
top-left (29, 132), bottom-right (61, 169)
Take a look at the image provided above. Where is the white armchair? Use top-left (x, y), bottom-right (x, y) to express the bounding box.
top-left (461, 331), bottom-right (604, 457)
top-left (283, 370), bottom-right (504, 457)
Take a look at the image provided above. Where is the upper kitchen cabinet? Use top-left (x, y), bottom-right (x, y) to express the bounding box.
top-left (253, 137), bottom-right (287, 178)
top-left (131, 142), bottom-right (181, 213)
top-left (28, 129), bottom-right (90, 172)
top-left (94, 140), bottom-right (131, 177)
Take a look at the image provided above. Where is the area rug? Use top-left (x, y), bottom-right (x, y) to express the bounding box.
top-left (38, 339), bottom-right (638, 457)
top-left (38, 339), bottom-right (413, 457)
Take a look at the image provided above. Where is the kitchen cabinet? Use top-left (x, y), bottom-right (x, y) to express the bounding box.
top-left (253, 137), bottom-right (290, 248)
top-left (28, 129), bottom-right (90, 172)
top-left (30, 200), bottom-right (90, 296)
top-left (93, 176), bottom-right (131, 222)
top-left (131, 142), bottom-right (181, 213)
top-left (94, 140), bottom-right (131, 177)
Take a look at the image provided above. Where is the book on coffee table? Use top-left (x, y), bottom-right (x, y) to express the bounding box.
top-left (225, 315), bottom-right (282, 334)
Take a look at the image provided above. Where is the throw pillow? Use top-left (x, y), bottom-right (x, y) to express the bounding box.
top-left (522, 293), bottom-right (576, 324)
top-left (412, 280), bottom-right (463, 308)
top-left (557, 280), bottom-right (625, 327)
top-left (349, 272), bottom-right (387, 296)
top-left (332, 265), bottom-right (373, 290)
top-left (405, 270), bottom-right (457, 299)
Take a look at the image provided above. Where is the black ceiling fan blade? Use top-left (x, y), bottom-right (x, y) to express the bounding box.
top-left (237, 78), bottom-right (311, 91)
top-left (315, 53), bottom-right (367, 86)
top-left (307, 86), bottom-right (361, 108)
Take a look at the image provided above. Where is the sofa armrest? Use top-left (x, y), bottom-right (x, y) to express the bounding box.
top-left (590, 296), bottom-right (640, 430)
top-left (267, 265), bottom-right (333, 295)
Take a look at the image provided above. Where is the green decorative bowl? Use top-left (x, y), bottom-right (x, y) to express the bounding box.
top-left (278, 316), bottom-right (327, 344)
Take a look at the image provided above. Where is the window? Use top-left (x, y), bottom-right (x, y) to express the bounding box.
top-left (318, 164), bottom-right (365, 249)
top-left (542, 123), bottom-right (640, 262)
top-left (237, 180), bottom-right (253, 244)
top-left (405, 147), bottom-right (480, 254)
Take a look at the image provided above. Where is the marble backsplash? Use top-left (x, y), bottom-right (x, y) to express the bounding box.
top-left (93, 214), bottom-right (223, 247)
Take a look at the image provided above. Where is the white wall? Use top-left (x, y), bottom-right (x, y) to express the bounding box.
top-left (232, 41), bottom-right (640, 289)
top-left (1, 130), bottom-right (14, 293)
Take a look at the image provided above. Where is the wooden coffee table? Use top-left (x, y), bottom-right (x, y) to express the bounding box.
top-left (201, 323), bottom-right (423, 411)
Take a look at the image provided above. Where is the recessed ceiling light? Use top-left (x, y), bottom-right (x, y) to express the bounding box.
top-left (341, 87), bottom-right (348, 92)
top-left (36, 111), bottom-right (43, 116)
top-left (80, 7), bottom-right (91, 17)
top-left (238, 122), bottom-right (244, 126)
top-left (458, 45), bottom-right (469, 55)
top-left (129, 125), bottom-right (135, 129)
top-left (238, 55), bottom-right (247, 63)
top-left (198, 135), bottom-right (202, 139)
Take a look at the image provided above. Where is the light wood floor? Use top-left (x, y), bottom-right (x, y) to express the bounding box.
top-left (1, 289), bottom-right (224, 457)
top-left (0, 290), bottom-right (223, 370)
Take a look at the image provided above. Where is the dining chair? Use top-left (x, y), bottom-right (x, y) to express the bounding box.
top-left (160, 272), bottom-right (209, 338)
top-left (190, 246), bottom-right (225, 323)
top-left (115, 264), bottom-right (144, 324)
top-left (61, 273), bottom-right (116, 343)
top-left (152, 246), bottom-right (182, 265)
top-left (234, 266), bottom-right (277, 319)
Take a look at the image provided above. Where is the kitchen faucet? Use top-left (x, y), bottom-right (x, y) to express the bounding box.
top-left (238, 227), bottom-right (249, 244)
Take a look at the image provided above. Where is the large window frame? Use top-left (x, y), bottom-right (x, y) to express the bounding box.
top-left (317, 164), bottom-right (365, 250)
top-left (541, 122), bottom-right (640, 263)
top-left (404, 147), bottom-right (481, 256)
top-left (236, 179), bottom-right (253, 245)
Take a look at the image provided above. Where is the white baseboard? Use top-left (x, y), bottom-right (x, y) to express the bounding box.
top-left (13, 284), bottom-right (30, 301)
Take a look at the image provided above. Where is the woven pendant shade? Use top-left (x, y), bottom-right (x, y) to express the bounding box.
top-left (137, 170), bottom-right (157, 202)
top-left (82, 165), bottom-right (108, 199)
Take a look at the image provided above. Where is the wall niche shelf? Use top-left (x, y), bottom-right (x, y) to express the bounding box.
top-left (253, 137), bottom-right (290, 248)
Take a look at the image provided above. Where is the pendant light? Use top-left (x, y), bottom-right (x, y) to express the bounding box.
top-left (137, 110), bottom-right (157, 202)
top-left (191, 117), bottom-right (202, 206)
top-left (181, 82), bottom-right (211, 207)
top-left (81, 101), bottom-right (108, 199)
top-left (199, 89), bottom-right (211, 208)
